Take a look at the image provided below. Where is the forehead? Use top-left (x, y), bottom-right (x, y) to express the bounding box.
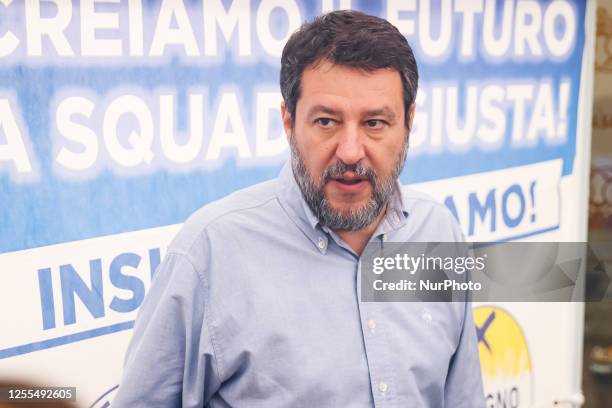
top-left (299, 60), bottom-right (404, 116)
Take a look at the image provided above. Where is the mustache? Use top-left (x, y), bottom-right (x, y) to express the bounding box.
top-left (320, 161), bottom-right (378, 186)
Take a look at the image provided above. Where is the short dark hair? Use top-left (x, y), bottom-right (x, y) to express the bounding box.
top-left (280, 10), bottom-right (419, 127)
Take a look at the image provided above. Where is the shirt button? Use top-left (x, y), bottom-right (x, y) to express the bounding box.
top-left (378, 382), bottom-right (388, 393)
top-left (367, 319), bottom-right (376, 332)
top-left (317, 237), bottom-right (326, 250)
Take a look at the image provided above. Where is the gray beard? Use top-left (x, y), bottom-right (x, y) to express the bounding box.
top-left (289, 136), bottom-right (407, 232)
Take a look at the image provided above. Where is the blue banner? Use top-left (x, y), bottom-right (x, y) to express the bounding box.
top-left (0, 0), bottom-right (586, 252)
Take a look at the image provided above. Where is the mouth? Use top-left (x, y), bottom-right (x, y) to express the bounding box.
top-left (334, 178), bottom-right (365, 185)
top-left (328, 173), bottom-right (370, 192)
top-left (331, 171), bottom-right (368, 183)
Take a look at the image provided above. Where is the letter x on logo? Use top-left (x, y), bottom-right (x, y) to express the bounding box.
top-left (476, 311), bottom-right (496, 352)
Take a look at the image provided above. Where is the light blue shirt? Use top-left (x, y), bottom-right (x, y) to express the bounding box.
top-left (112, 162), bottom-right (485, 408)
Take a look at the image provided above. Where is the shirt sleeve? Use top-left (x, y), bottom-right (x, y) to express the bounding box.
top-left (443, 299), bottom-right (486, 408)
top-left (111, 252), bottom-right (221, 408)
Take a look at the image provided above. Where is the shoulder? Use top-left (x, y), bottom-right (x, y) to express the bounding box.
top-left (168, 179), bottom-right (280, 261)
top-left (398, 185), bottom-right (452, 218)
top-left (398, 184), bottom-right (465, 242)
top-left (399, 185), bottom-right (446, 210)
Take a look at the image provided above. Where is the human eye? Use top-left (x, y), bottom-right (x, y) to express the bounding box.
top-left (364, 119), bottom-right (388, 130)
top-left (315, 117), bottom-right (336, 128)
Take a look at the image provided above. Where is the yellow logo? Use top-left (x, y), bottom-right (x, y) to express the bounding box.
top-left (474, 306), bottom-right (534, 408)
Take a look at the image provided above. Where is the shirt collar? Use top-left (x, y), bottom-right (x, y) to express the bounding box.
top-left (276, 160), bottom-right (409, 252)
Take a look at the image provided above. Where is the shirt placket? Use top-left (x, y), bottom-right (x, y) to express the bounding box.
top-left (356, 260), bottom-right (399, 407)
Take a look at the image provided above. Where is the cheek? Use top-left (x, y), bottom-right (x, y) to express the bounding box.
top-left (298, 135), bottom-right (336, 172)
top-left (367, 140), bottom-right (404, 170)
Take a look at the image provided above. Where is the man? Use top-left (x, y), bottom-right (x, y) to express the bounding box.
top-left (112, 10), bottom-right (485, 408)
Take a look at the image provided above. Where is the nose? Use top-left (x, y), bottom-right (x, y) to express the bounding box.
top-left (334, 123), bottom-right (366, 165)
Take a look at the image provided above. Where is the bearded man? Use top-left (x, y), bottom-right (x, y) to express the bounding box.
top-left (113, 10), bottom-right (485, 408)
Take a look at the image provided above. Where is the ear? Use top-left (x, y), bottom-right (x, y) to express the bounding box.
top-left (281, 101), bottom-right (293, 142)
top-left (407, 102), bottom-right (416, 131)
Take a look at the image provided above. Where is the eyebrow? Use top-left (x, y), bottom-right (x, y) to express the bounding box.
top-left (305, 105), bottom-right (341, 120)
top-left (305, 105), bottom-right (398, 121)
top-left (364, 107), bottom-right (397, 121)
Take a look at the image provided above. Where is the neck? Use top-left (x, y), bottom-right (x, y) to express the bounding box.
top-left (335, 206), bottom-right (387, 256)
